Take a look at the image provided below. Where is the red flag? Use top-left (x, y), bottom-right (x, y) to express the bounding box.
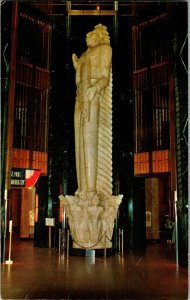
top-left (25, 169), bottom-right (41, 188)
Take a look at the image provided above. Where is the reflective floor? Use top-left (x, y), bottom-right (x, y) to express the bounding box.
top-left (1, 234), bottom-right (188, 300)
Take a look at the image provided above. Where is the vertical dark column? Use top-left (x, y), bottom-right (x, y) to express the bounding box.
top-left (127, 178), bottom-right (146, 248)
top-left (1, 2), bottom-right (12, 263)
top-left (167, 2), bottom-right (188, 267)
top-left (112, 1), bottom-right (119, 253)
top-left (173, 22), bottom-right (188, 268)
top-left (133, 178), bottom-right (146, 248)
top-left (2, 1), bottom-right (18, 262)
top-left (34, 176), bottom-right (48, 247)
top-left (62, 1), bottom-right (71, 197)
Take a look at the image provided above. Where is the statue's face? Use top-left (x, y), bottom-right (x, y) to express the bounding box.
top-left (86, 30), bottom-right (99, 47)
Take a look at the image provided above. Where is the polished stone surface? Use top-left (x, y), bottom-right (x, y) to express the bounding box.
top-left (1, 236), bottom-right (188, 299)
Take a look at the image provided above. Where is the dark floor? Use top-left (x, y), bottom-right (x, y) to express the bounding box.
top-left (1, 233), bottom-right (188, 300)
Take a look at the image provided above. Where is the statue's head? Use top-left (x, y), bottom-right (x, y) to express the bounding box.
top-left (86, 24), bottom-right (110, 47)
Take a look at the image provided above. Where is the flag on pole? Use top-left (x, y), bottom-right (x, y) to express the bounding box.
top-left (25, 169), bottom-right (41, 188)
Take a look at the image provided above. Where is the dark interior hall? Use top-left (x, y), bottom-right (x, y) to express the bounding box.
top-left (1, 1), bottom-right (188, 299)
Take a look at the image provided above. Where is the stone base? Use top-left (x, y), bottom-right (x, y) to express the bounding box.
top-left (59, 192), bottom-right (123, 250)
top-left (73, 240), bottom-right (112, 249)
top-left (70, 247), bottom-right (114, 257)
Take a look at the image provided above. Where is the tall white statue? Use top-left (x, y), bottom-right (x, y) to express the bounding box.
top-left (60, 24), bottom-right (122, 250)
top-left (72, 24), bottom-right (112, 199)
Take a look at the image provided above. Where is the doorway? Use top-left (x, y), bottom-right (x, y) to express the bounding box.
top-left (9, 188), bottom-right (36, 238)
top-left (145, 175), bottom-right (171, 240)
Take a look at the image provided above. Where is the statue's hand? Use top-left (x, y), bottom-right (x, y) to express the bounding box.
top-left (85, 85), bottom-right (99, 101)
top-left (72, 53), bottom-right (78, 68)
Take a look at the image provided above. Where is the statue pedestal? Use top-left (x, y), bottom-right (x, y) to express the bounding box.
top-left (59, 193), bottom-right (122, 250)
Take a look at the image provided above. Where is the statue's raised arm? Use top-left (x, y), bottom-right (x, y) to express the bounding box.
top-left (72, 53), bottom-right (78, 69)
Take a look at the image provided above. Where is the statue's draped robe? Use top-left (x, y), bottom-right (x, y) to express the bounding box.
top-left (74, 43), bottom-right (112, 197)
top-left (97, 68), bottom-right (113, 197)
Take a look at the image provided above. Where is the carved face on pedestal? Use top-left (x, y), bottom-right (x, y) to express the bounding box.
top-left (92, 197), bottom-right (99, 206)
